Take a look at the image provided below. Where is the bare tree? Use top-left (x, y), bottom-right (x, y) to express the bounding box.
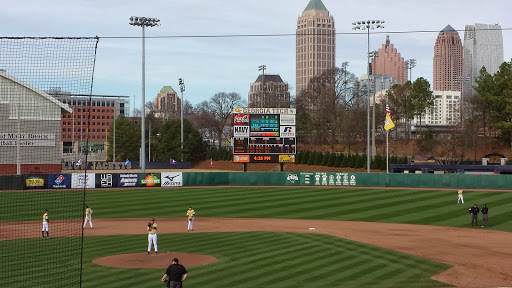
top-left (196, 92), bottom-right (245, 148)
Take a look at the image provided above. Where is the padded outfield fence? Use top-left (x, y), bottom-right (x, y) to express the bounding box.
top-left (0, 37), bottom-right (98, 288)
top-left (1, 171), bottom-right (512, 191)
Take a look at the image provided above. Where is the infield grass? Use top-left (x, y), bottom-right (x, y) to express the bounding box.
top-left (0, 232), bottom-right (452, 288)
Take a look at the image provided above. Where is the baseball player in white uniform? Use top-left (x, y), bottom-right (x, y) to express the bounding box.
top-left (457, 188), bottom-right (464, 204)
top-left (147, 218), bottom-right (158, 254)
top-left (42, 209), bottom-right (50, 238)
top-left (83, 205), bottom-right (93, 229)
top-left (186, 206), bottom-right (195, 231)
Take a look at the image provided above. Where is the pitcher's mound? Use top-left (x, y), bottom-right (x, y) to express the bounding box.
top-left (93, 252), bottom-right (217, 268)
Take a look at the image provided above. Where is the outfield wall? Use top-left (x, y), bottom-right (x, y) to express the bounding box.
top-left (1, 172), bottom-right (512, 190)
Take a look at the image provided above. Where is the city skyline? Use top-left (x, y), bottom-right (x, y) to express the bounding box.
top-left (1, 0), bottom-right (512, 111)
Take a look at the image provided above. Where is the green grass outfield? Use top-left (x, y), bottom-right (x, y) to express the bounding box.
top-left (2, 187), bottom-right (512, 287)
top-left (4, 187), bottom-right (510, 230)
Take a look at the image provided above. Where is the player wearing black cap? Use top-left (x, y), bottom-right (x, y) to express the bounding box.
top-left (469, 204), bottom-right (480, 227)
top-left (481, 204), bottom-right (489, 227)
top-left (147, 218), bottom-right (158, 254)
top-left (161, 258), bottom-right (188, 288)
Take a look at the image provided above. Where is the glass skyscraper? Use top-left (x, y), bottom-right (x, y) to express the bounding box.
top-left (463, 23), bottom-right (504, 98)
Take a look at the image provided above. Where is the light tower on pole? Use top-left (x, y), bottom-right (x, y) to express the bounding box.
top-left (129, 16), bottom-right (160, 172)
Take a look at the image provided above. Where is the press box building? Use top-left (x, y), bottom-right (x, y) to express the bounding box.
top-left (0, 71), bottom-right (72, 174)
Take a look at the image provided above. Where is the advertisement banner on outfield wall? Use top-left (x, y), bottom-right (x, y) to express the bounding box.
top-left (300, 172), bottom-right (357, 186)
top-left (161, 172), bottom-right (183, 187)
top-left (285, 173), bottom-right (300, 185)
top-left (95, 173), bottom-right (118, 188)
top-left (118, 173), bottom-right (139, 187)
top-left (71, 173), bottom-right (96, 189)
top-left (47, 174), bottom-right (71, 189)
top-left (140, 173), bottom-right (161, 187)
top-left (23, 174), bottom-right (47, 189)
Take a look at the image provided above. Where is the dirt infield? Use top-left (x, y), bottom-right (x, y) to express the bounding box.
top-left (5, 218), bottom-right (512, 287)
top-left (93, 252), bottom-right (217, 268)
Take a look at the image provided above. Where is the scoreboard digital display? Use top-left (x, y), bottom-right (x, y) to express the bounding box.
top-left (232, 108), bottom-right (296, 163)
top-left (250, 114), bottom-right (279, 137)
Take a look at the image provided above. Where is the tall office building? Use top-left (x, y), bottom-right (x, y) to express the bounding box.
top-left (296, 0), bottom-right (335, 94)
top-left (463, 23), bottom-right (504, 97)
top-left (371, 36), bottom-right (407, 85)
top-left (248, 74), bottom-right (290, 108)
top-left (154, 86), bottom-right (181, 120)
top-left (433, 25), bottom-right (463, 91)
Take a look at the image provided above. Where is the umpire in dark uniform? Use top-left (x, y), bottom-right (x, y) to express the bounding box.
top-left (469, 204), bottom-right (480, 227)
top-left (161, 258), bottom-right (188, 288)
top-left (481, 204), bottom-right (489, 227)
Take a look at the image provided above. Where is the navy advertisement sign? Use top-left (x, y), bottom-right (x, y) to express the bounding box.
top-left (96, 173), bottom-right (118, 188)
top-left (23, 174), bottom-right (47, 189)
top-left (47, 174), bottom-right (72, 189)
top-left (118, 173), bottom-right (139, 187)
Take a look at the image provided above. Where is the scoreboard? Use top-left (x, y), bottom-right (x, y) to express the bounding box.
top-left (232, 108), bottom-right (296, 163)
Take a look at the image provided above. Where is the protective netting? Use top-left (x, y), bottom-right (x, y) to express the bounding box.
top-left (0, 37), bottom-right (98, 288)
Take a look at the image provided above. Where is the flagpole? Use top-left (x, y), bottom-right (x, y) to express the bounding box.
top-left (386, 131), bottom-right (389, 173)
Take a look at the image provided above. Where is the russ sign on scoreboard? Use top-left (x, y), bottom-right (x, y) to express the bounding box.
top-left (232, 108), bottom-right (296, 163)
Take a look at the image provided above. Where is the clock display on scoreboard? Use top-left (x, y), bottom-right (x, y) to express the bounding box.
top-left (250, 114), bottom-right (279, 137)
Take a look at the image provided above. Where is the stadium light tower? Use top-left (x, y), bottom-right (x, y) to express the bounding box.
top-left (129, 16), bottom-right (160, 172)
top-left (179, 78), bottom-right (185, 162)
top-left (352, 20), bottom-right (385, 173)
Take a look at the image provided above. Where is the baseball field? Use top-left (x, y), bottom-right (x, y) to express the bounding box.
top-left (2, 186), bottom-right (512, 287)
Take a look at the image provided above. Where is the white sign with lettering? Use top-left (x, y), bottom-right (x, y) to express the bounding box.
top-left (0, 133), bottom-right (55, 147)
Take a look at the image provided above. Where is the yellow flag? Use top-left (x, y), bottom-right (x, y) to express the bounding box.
top-left (384, 112), bottom-right (395, 131)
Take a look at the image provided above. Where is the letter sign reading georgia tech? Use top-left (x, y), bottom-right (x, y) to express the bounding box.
top-left (232, 108), bottom-right (296, 163)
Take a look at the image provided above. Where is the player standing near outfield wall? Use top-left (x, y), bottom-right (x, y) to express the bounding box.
top-left (147, 218), bottom-right (158, 254)
top-left (42, 209), bottom-right (50, 238)
top-left (457, 188), bottom-right (464, 203)
top-left (83, 205), bottom-right (93, 229)
top-left (186, 206), bottom-right (195, 231)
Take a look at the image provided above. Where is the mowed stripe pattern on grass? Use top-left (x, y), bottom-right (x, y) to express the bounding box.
top-left (82, 187), bottom-right (512, 232)
top-left (81, 232), bottom-right (451, 288)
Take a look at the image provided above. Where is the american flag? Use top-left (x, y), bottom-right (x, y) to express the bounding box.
top-left (170, 158), bottom-right (178, 165)
top-left (386, 102), bottom-right (391, 117)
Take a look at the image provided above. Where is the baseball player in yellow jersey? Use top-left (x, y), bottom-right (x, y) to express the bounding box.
top-left (186, 206), bottom-right (195, 231)
top-left (42, 209), bottom-right (50, 239)
top-left (147, 218), bottom-right (158, 254)
top-left (83, 205), bottom-right (93, 229)
top-left (457, 188), bottom-right (464, 204)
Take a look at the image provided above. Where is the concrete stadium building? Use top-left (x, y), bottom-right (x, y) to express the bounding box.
top-left (0, 71), bottom-right (72, 174)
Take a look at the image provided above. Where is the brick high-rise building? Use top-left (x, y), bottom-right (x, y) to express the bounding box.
top-left (371, 36), bottom-right (407, 85)
top-left (52, 93), bottom-right (129, 153)
top-left (433, 25), bottom-right (463, 91)
top-left (296, 0), bottom-right (335, 94)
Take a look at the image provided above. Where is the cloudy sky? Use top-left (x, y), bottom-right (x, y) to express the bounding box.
top-left (1, 0), bottom-right (511, 112)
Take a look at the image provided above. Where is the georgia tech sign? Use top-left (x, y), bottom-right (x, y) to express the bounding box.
top-left (233, 108), bottom-right (296, 115)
